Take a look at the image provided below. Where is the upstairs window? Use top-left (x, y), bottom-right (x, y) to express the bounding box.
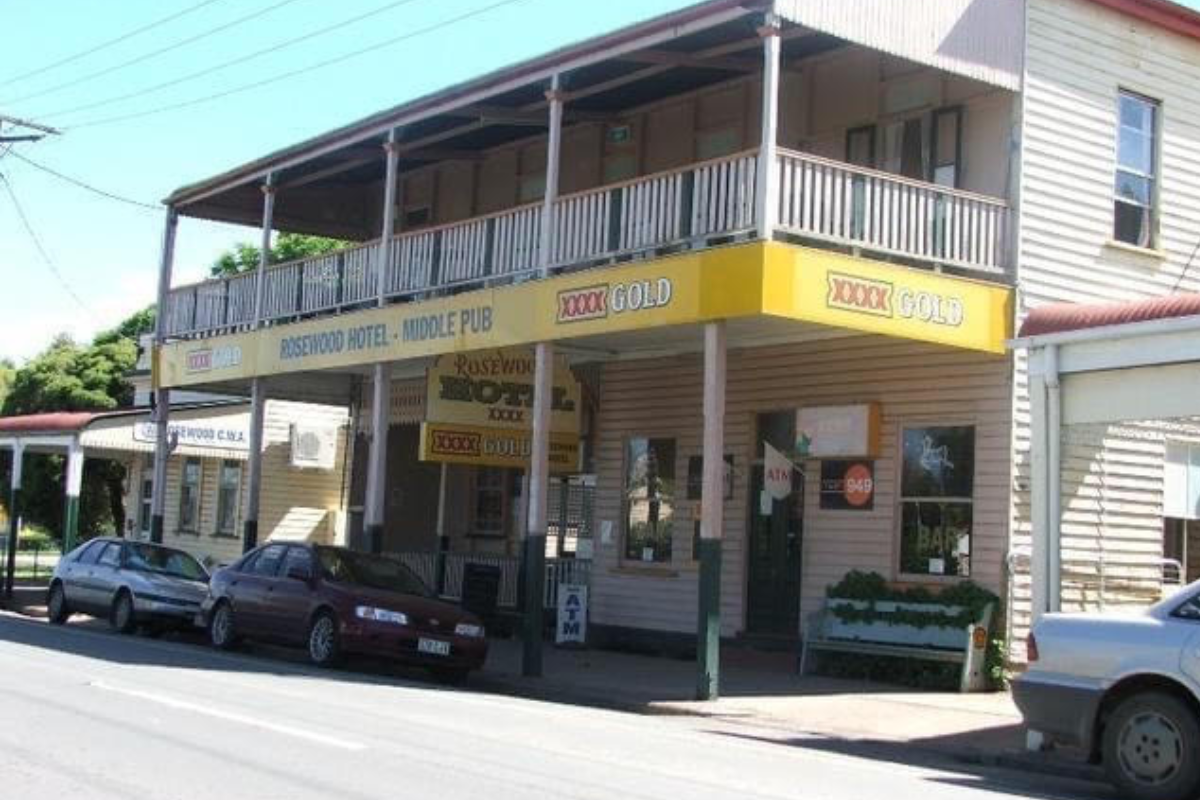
top-left (1114, 91), bottom-right (1159, 248)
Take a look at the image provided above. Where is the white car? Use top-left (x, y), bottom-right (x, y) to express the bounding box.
top-left (1014, 583), bottom-right (1200, 800)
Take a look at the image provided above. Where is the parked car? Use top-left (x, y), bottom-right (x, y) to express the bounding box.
top-left (47, 537), bottom-right (209, 633)
top-left (1014, 582), bottom-right (1200, 800)
top-left (201, 542), bottom-right (488, 682)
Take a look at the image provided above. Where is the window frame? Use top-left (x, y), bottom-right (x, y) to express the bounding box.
top-left (622, 436), bottom-right (678, 565)
top-left (1112, 88), bottom-right (1161, 249)
top-left (178, 457), bottom-right (203, 535)
top-left (214, 460), bottom-right (242, 538)
top-left (895, 423), bottom-right (977, 580)
top-left (469, 466), bottom-right (514, 539)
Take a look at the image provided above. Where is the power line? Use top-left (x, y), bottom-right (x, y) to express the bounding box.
top-left (66, 0), bottom-right (534, 130)
top-left (4, 0), bottom-right (311, 107)
top-left (0, 170), bottom-right (96, 320)
top-left (41, 0), bottom-right (431, 121)
top-left (0, 0), bottom-right (230, 90)
top-left (5, 149), bottom-right (160, 211)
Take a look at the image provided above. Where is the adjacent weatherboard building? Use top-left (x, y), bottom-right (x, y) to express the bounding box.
top-left (113, 0), bottom-right (1200, 682)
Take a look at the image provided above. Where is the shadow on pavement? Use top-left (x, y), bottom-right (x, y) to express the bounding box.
top-left (707, 728), bottom-right (1109, 799)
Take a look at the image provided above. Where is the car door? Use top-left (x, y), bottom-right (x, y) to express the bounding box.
top-left (59, 541), bottom-right (105, 609)
top-left (267, 546), bottom-right (316, 643)
top-left (88, 542), bottom-right (125, 613)
top-left (230, 543), bottom-right (287, 638)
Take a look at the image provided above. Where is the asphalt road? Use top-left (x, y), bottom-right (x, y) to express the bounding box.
top-left (0, 614), bottom-right (1112, 800)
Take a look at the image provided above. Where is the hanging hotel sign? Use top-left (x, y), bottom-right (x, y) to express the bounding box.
top-left (418, 422), bottom-right (579, 472)
top-left (795, 403), bottom-right (880, 459)
top-left (424, 348), bottom-right (581, 434)
top-left (132, 420), bottom-right (249, 451)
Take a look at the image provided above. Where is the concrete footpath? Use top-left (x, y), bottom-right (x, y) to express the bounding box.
top-left (476, 638), bottom-right (1102, 784)
top-left (3, 585), bottom-right (1101, 786)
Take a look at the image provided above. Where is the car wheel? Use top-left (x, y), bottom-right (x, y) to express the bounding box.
top-left (209, 601), bottom-right (239, 650)
top-left (47, 583), bottom-right (69, 625)
top-left (430, 667), bottom-right (469, 686)
top-left (307, 611), bottom-right (341, 668)
top-left (1103, 691), bottom-right (1200, 800)
top-left (110, 591), bottom-right (137, 634)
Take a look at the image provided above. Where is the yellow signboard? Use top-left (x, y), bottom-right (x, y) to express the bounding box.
top-left (425, 348), bottom-right (580, 434)
top-left (157, 242), bottom-right (1013, 389)
top-left (762, 245), bottom-right (1012, 355)
top-left (418, 422), bottom-right (579, 472)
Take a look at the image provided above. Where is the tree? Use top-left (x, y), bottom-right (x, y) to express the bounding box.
top-left (0, 358), bottom-right (14, 410)
top-left (1, 313), bottom-right (145, 542)
top-left (209, 233), bottom-right (346, 277)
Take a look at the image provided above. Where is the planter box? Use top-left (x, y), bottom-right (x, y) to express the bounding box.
top-left (825, 597), bottom-right (969, 650)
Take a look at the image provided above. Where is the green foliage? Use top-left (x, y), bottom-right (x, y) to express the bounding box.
top-left (93, 305), bottom-right (155, 346)
top-left (819, 570), bottom-right (1008, 691)
top-left (209, 233), bottom-right (347, 277)
top-left (0, 357), bottom-right (14, 410)
top-left (0, 305), bottom-right (152, 539)
top-left (18, 525), bottom-right (53, 552)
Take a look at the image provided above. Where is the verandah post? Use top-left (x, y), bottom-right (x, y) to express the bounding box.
top-left (4, 441), bottom-right (23, 599)
top-left (62, 441), bottom-right (84, 554)
top-left (697, 321), bottom-right (727, 701)
top-left (756, 13), bottom-right (782, 241)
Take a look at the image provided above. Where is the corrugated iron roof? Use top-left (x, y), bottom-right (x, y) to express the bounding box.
top-left (0, 411), bottom-right (104, 434)
top-left (1019, 293), bottom-right (1200, 337)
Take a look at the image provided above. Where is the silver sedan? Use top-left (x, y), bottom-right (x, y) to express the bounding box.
top-left (47, 538), bottom-right (209, 633)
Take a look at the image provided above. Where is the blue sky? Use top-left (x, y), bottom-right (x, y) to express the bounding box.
top-left (0, 0), bottom-right (693, 362)
top-left (3, 0), bottom-right (1200, 363)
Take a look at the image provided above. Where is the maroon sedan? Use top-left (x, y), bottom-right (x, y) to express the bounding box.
top-left (201, 543), bottom-right (488, 682)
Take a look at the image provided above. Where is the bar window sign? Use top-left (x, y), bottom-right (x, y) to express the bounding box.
top-left (898, 425), bottom-right (974, 577)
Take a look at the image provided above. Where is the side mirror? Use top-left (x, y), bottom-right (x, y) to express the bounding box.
top-left (286, 565), bottom-right (313, 583)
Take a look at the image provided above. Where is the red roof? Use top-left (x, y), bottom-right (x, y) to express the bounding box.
top-left (1019, 293), bottom-right (1200, 337)
top-left (0, 412), bottom-right (102, 434)
top-left (1085, 0), bottom-right (1200, 43)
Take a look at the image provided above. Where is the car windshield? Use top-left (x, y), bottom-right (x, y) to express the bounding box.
top-left (315, 548), bottom-right (430, 597)
top-left (126, 543), bottom-right (208, 582)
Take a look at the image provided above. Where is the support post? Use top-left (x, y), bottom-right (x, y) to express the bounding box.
top-left (435, 462), bottom-right (449, 594)
top-left (252, 174), bottom-right (277, 329)
top-left (377, 129), bottom-right (400, 305)
top-left (756, 14), bottom-right (782, 241)
top-left (364, 363), bottom-right (391, 554)
top-left (243, 378), bottom-right (267, 553)
top-left (539, 74), bottom-right (564, 277)
top-left (697, 321), bottom-right (727, 700)
top-left (150, 207), bottom-right (178, 546)
top-left (1029, 352), bottom-right (1049, 624)
top-left (522, 342), bottom-right (553, 677)
top-left (62, 441), bottom-right (84, 554)
top-left (5, 442), bottom-right (23, 599)
top-left (1045, 344), bottom-right (1062, 613)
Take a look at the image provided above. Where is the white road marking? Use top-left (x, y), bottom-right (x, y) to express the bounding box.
top-left (89, 679), bottom-right (368, 752)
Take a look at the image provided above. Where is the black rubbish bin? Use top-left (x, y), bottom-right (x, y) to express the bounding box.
top-left (461, 562), bottom-right (501, 625)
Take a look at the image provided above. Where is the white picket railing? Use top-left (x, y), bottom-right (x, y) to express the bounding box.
top-left (776, 148), bottom-right (1008, 273)
top-left (162, 148), bottom-right (1009, 338)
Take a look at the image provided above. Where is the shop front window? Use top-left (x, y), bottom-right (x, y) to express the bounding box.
top-left (472, 467), bottom-right (511, 538)
top-left (178, 458), bottom-right (202, 534)
top-left (624, 438), bottom-right (675, 563)
top-left (898, 425), bottom-right (975, 577)
top-left (215, 461), bottom-right (241, 537)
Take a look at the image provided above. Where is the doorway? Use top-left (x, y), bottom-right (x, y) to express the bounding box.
top-left (746, 411), bottom-right (803, 637)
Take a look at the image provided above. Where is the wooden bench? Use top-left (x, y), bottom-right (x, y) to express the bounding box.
top-left (799, 598), bottom-right (994, 693)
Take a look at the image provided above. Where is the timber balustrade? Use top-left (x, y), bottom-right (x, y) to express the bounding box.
top-left (164, 148), bottom-right (1009, 338)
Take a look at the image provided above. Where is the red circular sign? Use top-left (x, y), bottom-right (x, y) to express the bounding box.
top-left (842, 463), bottom-right (874, 507)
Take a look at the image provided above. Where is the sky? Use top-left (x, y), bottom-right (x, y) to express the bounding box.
top-left (0, 0), bottom-right (696, 363)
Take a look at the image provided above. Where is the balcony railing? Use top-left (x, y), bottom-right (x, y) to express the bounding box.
top-left (163, 148), bottom-right (1009, 338)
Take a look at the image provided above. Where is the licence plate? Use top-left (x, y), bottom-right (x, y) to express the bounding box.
top-left (418, 638), bottom-right (451, 656)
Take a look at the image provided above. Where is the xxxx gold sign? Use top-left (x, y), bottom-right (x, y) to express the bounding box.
top-left (825, 272), bottom-right (965, 327)
top-left (556, 277), bottom-right (673, 323)
top-left (419, 422), bottom-right (579, 472)
top-left (425, 348), bottom-right (580, 434)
